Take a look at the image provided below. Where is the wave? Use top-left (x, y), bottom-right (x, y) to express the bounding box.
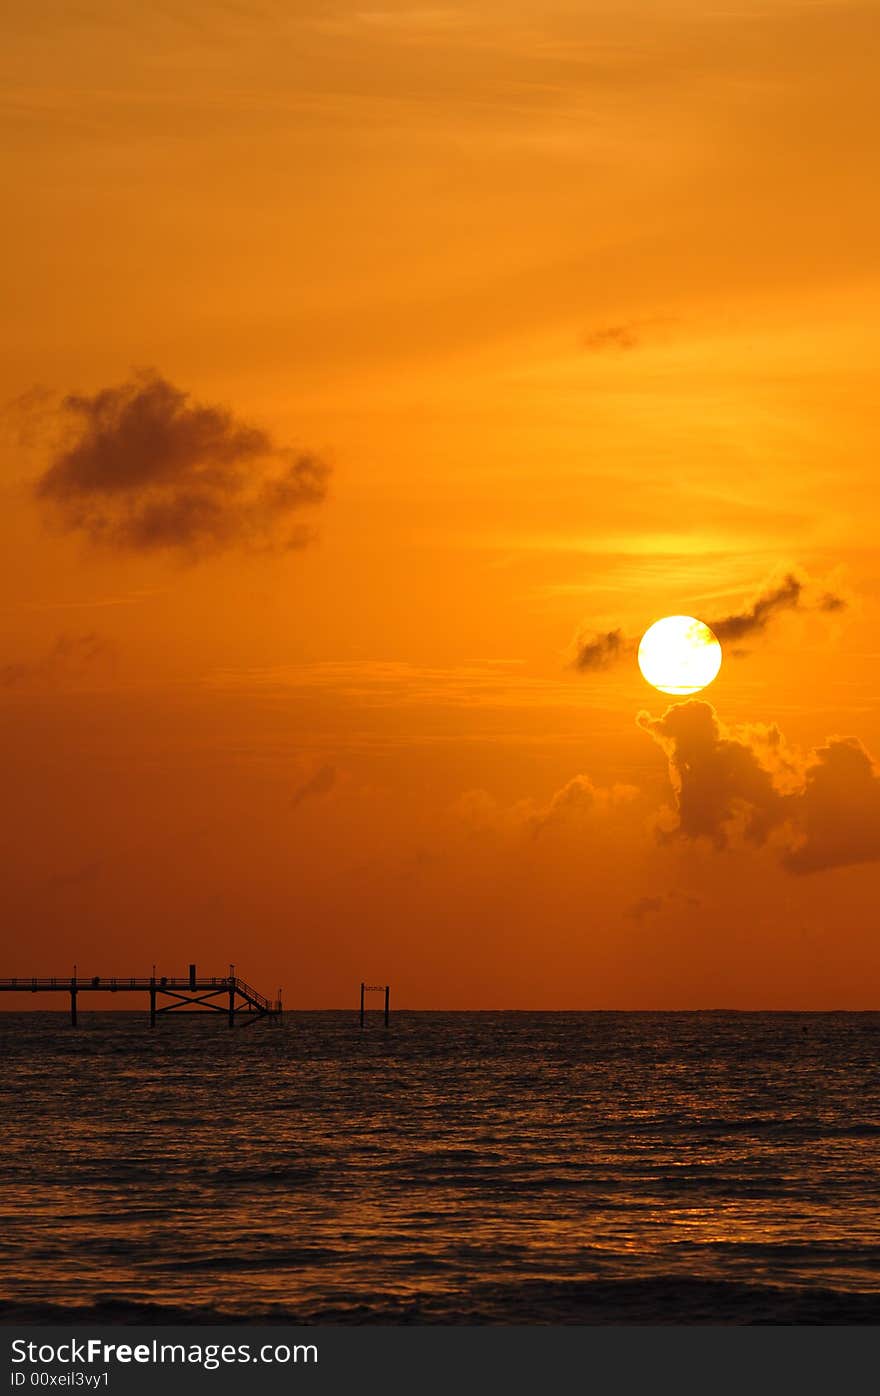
top-left (3, 1277), bottom-right (880, 1326)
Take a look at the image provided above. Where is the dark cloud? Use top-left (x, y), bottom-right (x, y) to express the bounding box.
top-left (572, 628), bottom-right (634, 672)
top-left (0, 633), bottom-right (116, 690)
top-left (637, 702), bottom-right (790, 848)
top-left (783, 738), bottom-right (880, 875)
top-left (708, 572), bottom-right (847, 643)
top-left (572, 571), bottom-right (848, 676)
top-left (639, 700), bottom-right (880, 876)
top-left (34, 371), bottom-right (330, 556)
top-left (290, 763), bottom-right (337, 809)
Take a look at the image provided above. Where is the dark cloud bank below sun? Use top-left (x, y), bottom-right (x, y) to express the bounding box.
top-left (33, 371), bottom-right (330, 556)
top-left (639, 700), bottom-right (880, 876)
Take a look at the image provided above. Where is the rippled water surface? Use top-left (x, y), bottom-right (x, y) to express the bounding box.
top-left (2, 1011), bottom-right (879, 1323)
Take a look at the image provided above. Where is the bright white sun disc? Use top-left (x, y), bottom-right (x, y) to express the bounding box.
top-left (637, 615), bottom-right (722, 695)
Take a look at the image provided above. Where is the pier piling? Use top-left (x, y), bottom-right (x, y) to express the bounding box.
top-left (359, 981), bottom-right (391, 1029)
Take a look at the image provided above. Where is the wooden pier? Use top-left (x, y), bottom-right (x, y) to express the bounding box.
top-left (0, 964), bottom-right (283, 1028)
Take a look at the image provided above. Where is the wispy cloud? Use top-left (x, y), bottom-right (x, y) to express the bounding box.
top-left (572, 569), bottom-right (848, 674)
top-left (708, 572), bottom-right (847, 644)
top-left (205, 659), bottom-right (594, 712)
top-left (456, 773), bottom-right (639, 838)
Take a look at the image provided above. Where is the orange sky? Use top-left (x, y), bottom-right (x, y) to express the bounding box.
top-left (2, 0), bottom-right (880, 1007)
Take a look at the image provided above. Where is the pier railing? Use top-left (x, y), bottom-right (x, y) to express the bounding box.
top-left (0, 975), bottom-right (274, 1013)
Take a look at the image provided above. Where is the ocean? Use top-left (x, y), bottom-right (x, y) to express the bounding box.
top-left (1, 1011), bottom-right (879, 1324)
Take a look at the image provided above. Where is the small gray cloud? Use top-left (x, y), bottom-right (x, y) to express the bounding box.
top-left (456, 774), bottom-right (639, 838)
top-left (0, 633), bottom-right (116, 690)
top-left (627, 894), bottom-right (664, 921)
top-left (34, 371), bottom-right (330, 556)
top-left (581, 316), bottom-right (676, 354)
top-left (290, 763), bottom-right (337, 809)
top-left (818, 591), bottom-right (847, 614)
top-left (627, 890), bottom-right (701, 921)
top-left (571, 628), bottom-right (634, 672)
top-left (582, 324), bottom-right (640, 352)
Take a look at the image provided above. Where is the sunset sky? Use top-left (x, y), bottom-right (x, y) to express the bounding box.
top-left (3, 0), bottom-right (880, 1008)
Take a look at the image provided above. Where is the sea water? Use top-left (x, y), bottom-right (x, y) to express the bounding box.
top-left (1, 1011), bottom-right (879, 1323)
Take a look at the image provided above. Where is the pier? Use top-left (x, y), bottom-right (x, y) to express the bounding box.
top-left (0, 964), bottom-right (283, 1028)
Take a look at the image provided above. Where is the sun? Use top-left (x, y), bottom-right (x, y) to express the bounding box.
top-left (638, 615), bottom-right (722, 696)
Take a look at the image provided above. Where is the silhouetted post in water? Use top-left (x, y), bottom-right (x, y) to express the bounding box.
top-left (189, 962), bottom-right (196, 990)
top-left (360, 982), bottom-right (390, 1028)
top-left (70, 965), bottom-right (77, 1027)
top-left (228, 961), bottom-right (237, 1027)
top-left (149, 965), bottom-right (156, 1027)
